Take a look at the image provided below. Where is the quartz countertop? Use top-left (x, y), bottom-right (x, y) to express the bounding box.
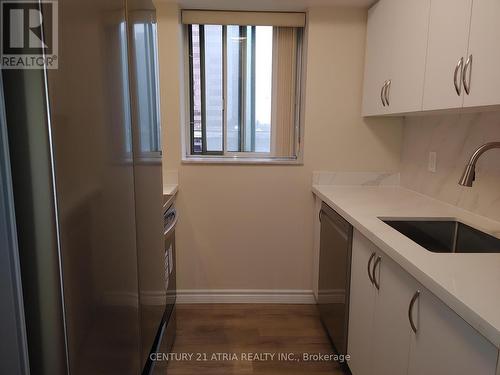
top-left (163, 184), bottom-right (178, 196)
top-left (312, 184), bottom-right (500, 348)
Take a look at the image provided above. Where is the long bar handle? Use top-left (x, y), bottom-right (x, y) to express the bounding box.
top-left (463, 54), bottom-right (472, 95)
top-left (367, 252), bottom-right (376, 284)
top-left (408, 290), bottom-right (420, 334)
top-left (372, 256), bottom-right (381, 290)
top-left (454, 57), bottom-right (463, 96)
top-left (380, 81), bottom-right (388, 106)
top-left (385, 80), bottom-right (391, 106)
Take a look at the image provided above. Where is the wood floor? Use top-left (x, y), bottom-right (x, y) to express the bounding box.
top-left (162, 304), bottom-right (348, 375)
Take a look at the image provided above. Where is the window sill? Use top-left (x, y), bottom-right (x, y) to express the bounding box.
top-left (182, 155), bottom-right (303, 165)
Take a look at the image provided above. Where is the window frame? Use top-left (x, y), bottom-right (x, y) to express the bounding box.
top-left (182, 21), bottom-right (306, 165)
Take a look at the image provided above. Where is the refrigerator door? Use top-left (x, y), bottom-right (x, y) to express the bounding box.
top-left (126, 0), bottom-right (165, 370)
top-left (0, 74), bottom-right (31, 375)
top-left (44, 0), bottom-right (142, 373)
top-left (3, 67), bottom-right (70, 375)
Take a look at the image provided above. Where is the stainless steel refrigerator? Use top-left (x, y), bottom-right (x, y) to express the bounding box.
top-left (1, 0), bottom-right (169, 374)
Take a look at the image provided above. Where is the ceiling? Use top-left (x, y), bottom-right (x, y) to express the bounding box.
top-left (159, 0), bottom-right (377, 11)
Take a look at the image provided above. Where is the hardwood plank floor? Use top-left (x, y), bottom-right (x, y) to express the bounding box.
top-left (161, 304), bottom-right (348, 375)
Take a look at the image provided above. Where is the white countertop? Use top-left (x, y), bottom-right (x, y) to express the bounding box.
top-left (313, 184), bottom-right (500, 348)
top-left (163, 184), bottom-right (178, 196)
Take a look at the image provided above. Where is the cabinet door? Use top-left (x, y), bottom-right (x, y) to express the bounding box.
top-left (347, 230), bottom-right (376, 375)
top-left (408, 288), bottom-right (498, 375)
top-left (387, 0), bottom-right (430, 114)
top-left (370, 254), bottom-right (415, 375)
top-left (422, 0), bottom-right (473, 111)
top-left (463, 0), bottom-right (500, 108)
top-left (362, 0), bottom-right (394, 116)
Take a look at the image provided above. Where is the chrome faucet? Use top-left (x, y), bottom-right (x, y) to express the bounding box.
top-left (459, 142), bottom-right (500, 187)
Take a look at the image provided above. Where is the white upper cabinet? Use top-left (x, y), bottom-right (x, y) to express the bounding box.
top-left (422, 0), bottom-right (472, 111)
top-left (362, 0), bottom-right (430, 116)
top-left (387, 0), bottom-right (431, 114)
top-left (363, 0), bottom-right (500, 115)
top-left (362, 0), bottom-right (394, 116)
top-left (463, 0), bottom-right (500, 108)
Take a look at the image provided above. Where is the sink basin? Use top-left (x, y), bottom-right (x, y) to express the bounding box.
top-left (381, 219), bottom-right (500, 253)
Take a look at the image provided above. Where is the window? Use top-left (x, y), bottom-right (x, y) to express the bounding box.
top-left (182, 11), bottom-right (305, 162)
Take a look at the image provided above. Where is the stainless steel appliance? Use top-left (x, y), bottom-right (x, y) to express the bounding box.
top-left (1, 0), bottom-right (168, 373)
top-left (148, 195), bottom-right (178, 375)
top-left (0, 73), bottom-right (30, 375)
top-left (126, 1), bottom-right (171, 371)
top-left (141, 195), bottom-right (177, 375)
top-left (163, 196), bottom-right (178, 324)
top-left (317, 202), bottom-right (353, 357)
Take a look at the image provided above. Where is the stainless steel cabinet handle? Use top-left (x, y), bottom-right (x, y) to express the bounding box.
top-left (463, 54), bottom-right (472, 95)
top-left (372, 256), bottom-right (381, 290)
top-left (367, 252), bottom-right (376, 284)
top-left (454, 57), bottom-right (463, 96)
top-left (408, 290), bottom-right (420, 334)
top-left (385, 80), bottom-right (391, 106)
top-left (319, 209), bottom-right (323, 222)
top-left (380, 81), bottom-right (387, 106)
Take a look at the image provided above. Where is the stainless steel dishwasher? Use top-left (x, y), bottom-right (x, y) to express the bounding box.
top-left (317, 202), bottom-right (353, 357)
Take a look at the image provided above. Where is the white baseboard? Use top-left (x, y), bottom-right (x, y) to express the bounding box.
top-left (176, 289), bottom-right (316, 304)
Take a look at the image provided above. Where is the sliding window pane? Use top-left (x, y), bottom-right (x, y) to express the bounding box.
top-left (226, 25), bottom-right (241, 152)
top-left (204, 25), bottom-right (223, 152)
top-left (190, 25), bottom-right (202, 153)
top-left (254, 26), bottom-right (272, 153)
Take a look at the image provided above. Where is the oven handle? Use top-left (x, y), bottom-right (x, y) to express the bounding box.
top-left (163, 209), bottom-right (178, 235)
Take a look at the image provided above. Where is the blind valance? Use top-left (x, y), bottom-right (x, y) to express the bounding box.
top-left (181, 10), bottom-right (306, 27)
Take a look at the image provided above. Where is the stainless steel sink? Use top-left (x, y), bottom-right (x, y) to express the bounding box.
top-left (381, 219), bottom-right (500, 253)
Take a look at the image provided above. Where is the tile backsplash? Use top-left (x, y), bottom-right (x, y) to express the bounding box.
top-left (401, 111), bottom-right (500, 222)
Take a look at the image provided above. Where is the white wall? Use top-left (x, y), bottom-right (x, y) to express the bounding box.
top-left (155, 3), bottom-right (402, 294)
top-left (401, 111), bottom-right (500, 223)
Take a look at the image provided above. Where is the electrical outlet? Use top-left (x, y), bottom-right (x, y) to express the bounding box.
top-left (428, 151), bottom-right (437, 173)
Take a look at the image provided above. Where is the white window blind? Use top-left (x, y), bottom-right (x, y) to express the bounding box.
top-left (271, 27), bottom-right (298, 157)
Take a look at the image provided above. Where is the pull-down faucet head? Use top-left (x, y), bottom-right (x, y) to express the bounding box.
top-left (459, 142), bottom-right (500, 187)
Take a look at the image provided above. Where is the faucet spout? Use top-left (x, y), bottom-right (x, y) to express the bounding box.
top-left (459, 142), bottom-right (500, 187)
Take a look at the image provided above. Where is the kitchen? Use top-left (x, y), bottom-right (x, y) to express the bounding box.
top-left (0, 0), bottom-right (499, 374)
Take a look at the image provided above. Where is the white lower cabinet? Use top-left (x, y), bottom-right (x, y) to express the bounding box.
top-left (407, 287), bottom-right (498, 375)
top-left (347, 230), bottom-right (376, 375)
top-left (370, 250), bottom-right (415, 375)
top-left (348, 229), bottom-right (499, 375)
